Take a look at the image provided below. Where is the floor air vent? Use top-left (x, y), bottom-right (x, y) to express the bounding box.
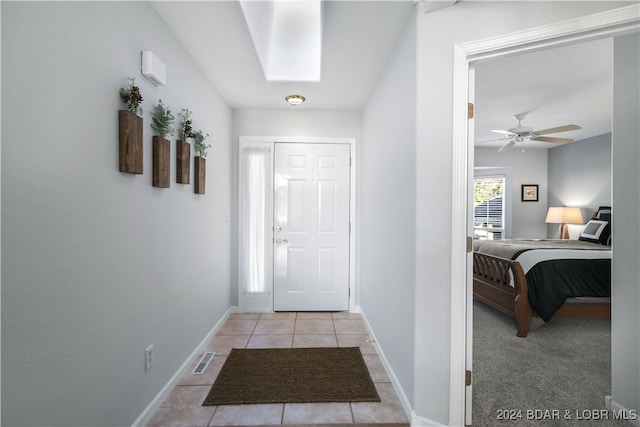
top-left (192, 352), bottom-right (215, 375)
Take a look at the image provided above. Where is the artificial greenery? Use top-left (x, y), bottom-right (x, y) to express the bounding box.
top-left (119, 77), bottom-right (143, 115)
top-left (178, 109), bottom-right (196, 141)
top-left (194, 129), bottom-right (211, 158)
top-left (150, 99), bottom-right (175, 138)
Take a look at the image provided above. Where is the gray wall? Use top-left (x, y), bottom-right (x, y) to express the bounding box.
top-left (547, 133), bottom-right (612, 238)
top-left (475, 147), bottom-right (549, 238)
top-left (1, 2), bottom-right (233, 426)
top-left (361, 8), bottom-right (417, 407)
top-left (476, 134), bottom-right (614, 240)
top-left (611, 32), bottom-right (640, 419)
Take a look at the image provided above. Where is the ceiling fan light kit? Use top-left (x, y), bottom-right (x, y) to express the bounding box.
top-left (489, 112), bottom-right (581, 151)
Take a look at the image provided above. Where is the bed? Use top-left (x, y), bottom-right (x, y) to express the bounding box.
top-left (472, 207), bottom-right (612, 337)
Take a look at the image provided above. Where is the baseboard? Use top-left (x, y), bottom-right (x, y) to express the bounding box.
top-left (131, 306), bottom-right (238, 427)
top-left (359, 308), bottom-right (446, 427)
top-left (605, 396), bottom-right (640, 426)
top-left (359, 308), bottom-right (438, 427)
top-left (410, 413), bottom-right (447, 427)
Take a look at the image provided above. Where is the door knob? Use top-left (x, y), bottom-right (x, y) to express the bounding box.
top-left (275, 237), bottom-right (288, 244)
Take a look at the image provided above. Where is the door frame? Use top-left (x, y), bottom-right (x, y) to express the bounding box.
top-left (449, 5), bottom-right (640, 426)
top-left (238, 136), bottom-right (357, 313)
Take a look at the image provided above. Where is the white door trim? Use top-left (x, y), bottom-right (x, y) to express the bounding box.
top-left (450, 5), bottom-right (640, 426)
top-left (238, 136), bottom-right (357, 313)
top-left (464, 65), bottom-right (475, 426)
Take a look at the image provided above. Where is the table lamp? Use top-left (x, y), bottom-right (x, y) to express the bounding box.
top-left (545, 206), bottom-right (584, 239)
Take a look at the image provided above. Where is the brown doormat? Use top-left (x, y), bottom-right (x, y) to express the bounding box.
top-left (202, 347), bottom-right (380, 405)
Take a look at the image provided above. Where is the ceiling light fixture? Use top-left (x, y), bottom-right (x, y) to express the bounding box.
top-left (286, 95), bottom-right (305, 105)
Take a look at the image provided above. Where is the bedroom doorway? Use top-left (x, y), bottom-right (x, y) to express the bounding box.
top-left (450, 6), bottom-right (639, 425)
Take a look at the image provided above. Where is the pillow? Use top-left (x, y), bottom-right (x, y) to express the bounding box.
top-left (594, 206), bottom-right (612, 221)
top-left (579, 219), bottom-right (611, 245)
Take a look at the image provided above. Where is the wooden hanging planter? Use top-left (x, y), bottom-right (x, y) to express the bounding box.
top-left (176, 140), bottom-right (190, 184)
top-left (194, 156), bottom-right (206, 194)
top-left (118, 110), bottom-right (143, 174)
top-left (152, 136), bottom-right (170, 188)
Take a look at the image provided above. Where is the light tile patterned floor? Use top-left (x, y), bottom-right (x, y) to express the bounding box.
top-left (146, 312), bottom-right (409, 426)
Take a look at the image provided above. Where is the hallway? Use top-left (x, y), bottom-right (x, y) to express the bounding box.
top-left (146, 312), bottom-right (409, 426)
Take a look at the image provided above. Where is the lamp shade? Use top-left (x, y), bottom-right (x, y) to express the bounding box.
top-left (545, 206), bottom-right (584, 224)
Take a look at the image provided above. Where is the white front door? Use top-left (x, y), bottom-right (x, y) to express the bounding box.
top-left (273, 143), bottom-right (351, 311)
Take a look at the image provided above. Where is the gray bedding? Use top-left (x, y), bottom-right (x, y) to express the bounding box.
top-left (473, 239), bottom-right (611, 321)
top-left (473, 239), bottom-right (609, 260)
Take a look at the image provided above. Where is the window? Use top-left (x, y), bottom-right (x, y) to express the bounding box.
top-left (474, 175), bottom-right (505, 240)
top-left (239, 146), bottom-right (271, 294)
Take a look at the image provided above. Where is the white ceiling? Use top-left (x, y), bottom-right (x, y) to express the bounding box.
top-left (151, 0), bottom-right (416, 110)
top-left (474, 37), bottom-right (613, 150)
top-left (151, 1), bottom-right (613, 148)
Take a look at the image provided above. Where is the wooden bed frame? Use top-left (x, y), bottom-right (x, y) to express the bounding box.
top-left (472, 251), bottom-right (611, 337)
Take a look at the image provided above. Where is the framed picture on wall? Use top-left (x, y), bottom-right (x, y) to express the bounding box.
top-left (521, 184), bottom-right (538, 202)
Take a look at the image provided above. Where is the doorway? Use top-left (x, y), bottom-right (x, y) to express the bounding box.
top-left (238, 136), bottom-right (356, 313)
top-left (449, 6), bottom-right (639, 425)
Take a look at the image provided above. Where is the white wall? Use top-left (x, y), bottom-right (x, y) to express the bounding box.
top-left (475, 147), bottom-right (548, 238)
top-left (361, 6), bottom-right (417, 409)
top-left (414, 1), bottom-right (633, 423)
top-left (231, 109), bottom-right (362, 305)
top-left (611, 32), bottom-right (640, 420)
top-left (1, 2), bottom-right (233, 426)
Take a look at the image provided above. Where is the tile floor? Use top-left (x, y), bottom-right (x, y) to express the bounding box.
top-left (146, 312), bottom-right (410, 426)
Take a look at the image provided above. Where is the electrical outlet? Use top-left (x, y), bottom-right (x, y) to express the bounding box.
top-left (145, 344), bottom-right (154, 371)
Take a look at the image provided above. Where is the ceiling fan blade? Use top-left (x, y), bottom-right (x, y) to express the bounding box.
top-left (476, 136), bottom-right (512, 144)
top-left (533, 124), bottom-right (581, 135)
top-left (491, 129), bottom-right (516, 136)
top-left (532, 136), bottom-right (573, 144)
top-left (498, 140), bottom-right (515, 152)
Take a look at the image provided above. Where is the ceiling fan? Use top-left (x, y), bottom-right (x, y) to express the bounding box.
top-left (483, 112), bottom-right (581, 151)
